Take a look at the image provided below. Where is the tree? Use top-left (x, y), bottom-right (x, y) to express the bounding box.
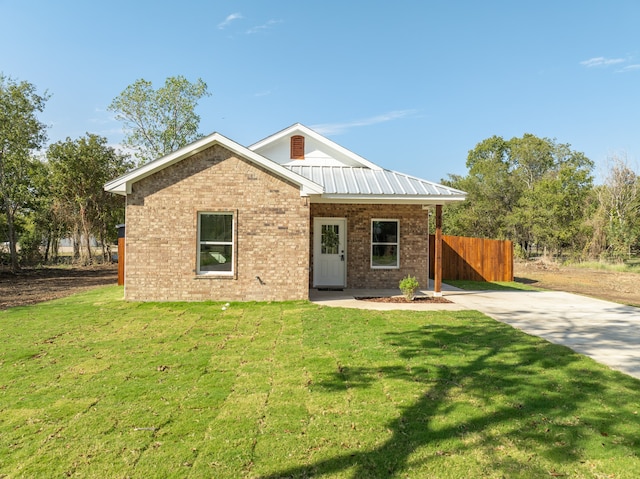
top-left (108, 76), bottom-right (210, 165)
top-left (443, 136), bottom-right (518, 239)
top-left (47, 134), bottom-right (132, 264)
top-left (512, 150), bottom-right (594, 256)
top-left (509, 133), bottom-right (556, 189)
top-left (596, 156), bottom-right (639, 259)
top-left (444, 134), bottom-right (594, 258)
top-left (0, 74), bottom-right (49, 272)
top-left (20, 158), bottom-right (54, 264)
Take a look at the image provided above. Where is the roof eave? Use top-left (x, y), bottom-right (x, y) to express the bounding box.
top-left (103, 180), bottom-right (128, 196)
top-left (310, 194), bottom-right (467, 205)
top-left (104, 131), bottom-right (324, 197)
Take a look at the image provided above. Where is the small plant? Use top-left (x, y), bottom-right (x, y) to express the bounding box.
top-left (399, 275), bottom-right (419, 301)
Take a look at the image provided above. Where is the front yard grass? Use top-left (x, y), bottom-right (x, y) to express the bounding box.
top-left (1, 286), bottom-right (640, 478)
top-left (445, 279), bottom-right (541, 291)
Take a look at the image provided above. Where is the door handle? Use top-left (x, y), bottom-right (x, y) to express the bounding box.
top-left (340, 251), bottom-right (345, 261)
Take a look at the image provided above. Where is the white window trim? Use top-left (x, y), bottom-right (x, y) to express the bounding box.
top-left (371, 218), bottom-right (400, 269)
top-left (197, 211), bottom-right (235, 276)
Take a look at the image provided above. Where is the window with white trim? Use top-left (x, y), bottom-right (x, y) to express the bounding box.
top-left (198, 212), bottom-right (234, 275)
top-left (371, 219), bottom-right (399, 268)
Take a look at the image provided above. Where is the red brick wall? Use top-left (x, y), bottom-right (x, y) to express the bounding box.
top-left (311, 204), bottom-right (429, 289)
top-left (124, 144), bottom-right (310, 301)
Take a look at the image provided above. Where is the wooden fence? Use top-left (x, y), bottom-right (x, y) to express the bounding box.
top-left (429, 235), bottom-right (514, 282)
top-left (117, 238), bottom-right (125, 286)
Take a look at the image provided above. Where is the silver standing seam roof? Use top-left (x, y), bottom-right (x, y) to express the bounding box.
top-left (285, 165), bottom-right (464, 197)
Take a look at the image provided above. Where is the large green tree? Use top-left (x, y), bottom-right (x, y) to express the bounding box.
top-left (511, 147), bottom-right (594, 255)
top-left (108, 76), bottom-right (210, 165)
top-left (444, 136), bottom-right (518, 239)
top-left (47, 134), bottom-right (132, 264)
top-left (594, 156), bottom-right (639, 259)
top-left (0, 75), bottom-right (49, 272)
top-left (444, 134), bottom-right (594, 257)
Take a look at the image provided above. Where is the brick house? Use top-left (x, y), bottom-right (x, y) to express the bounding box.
top-left (104, 124), bottom-right (466, 301)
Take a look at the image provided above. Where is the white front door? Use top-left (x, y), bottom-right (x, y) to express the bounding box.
top-left (313, 218), bottom-right (346, 287)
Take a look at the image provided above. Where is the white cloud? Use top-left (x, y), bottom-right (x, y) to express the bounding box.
top-left (218, 13), bottom-right (243, 29)
top-left (580, 56), bottom-right (626, 67)
top-left (311, 110), bottom-right (416, 135)
top-left (617, 64), bottom-right (640, 73)
top-left (246, 19), bottom-right (282, 34)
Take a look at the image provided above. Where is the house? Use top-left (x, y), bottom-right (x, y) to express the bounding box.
top-left (104, 124), bottom-right (466, 301)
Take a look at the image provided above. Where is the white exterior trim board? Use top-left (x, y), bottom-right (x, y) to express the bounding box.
top-left (104, 132), bottom-right (324, 197)
top-left (310, 194), bottom-right (467, 205)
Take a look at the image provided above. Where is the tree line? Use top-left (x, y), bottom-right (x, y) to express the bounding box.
top-left (443, 134), bottom-right (640, 261)
top-left (2, 72), bottom-right (638, 273)
top-left (0, 72), bottom-right (132, 271)
top-left (1, 74), bottom-right (209, 272)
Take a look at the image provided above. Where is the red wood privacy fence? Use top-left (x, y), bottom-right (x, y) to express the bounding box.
top-left (117, 238), bottom-right (125, 286)
top-left (429, 235), bottom-right (514, 282)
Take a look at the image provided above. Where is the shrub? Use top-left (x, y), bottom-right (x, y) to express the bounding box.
top-left (399, 275), bottom-right (419, 301)
top-left (18, 231), bottom-right (43, 266)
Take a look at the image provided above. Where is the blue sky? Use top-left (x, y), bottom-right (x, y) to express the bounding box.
top-left (2, 0), bottom-right (639, 183)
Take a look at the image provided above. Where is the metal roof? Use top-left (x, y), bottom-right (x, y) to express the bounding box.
top-left (285, 165), bottom-right (465, 198)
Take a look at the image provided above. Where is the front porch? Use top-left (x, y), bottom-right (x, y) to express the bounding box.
top-left (309, 203), bottom-right (446, 295)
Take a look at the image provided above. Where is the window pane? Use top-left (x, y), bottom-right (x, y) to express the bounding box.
top-left (372, 221), bottom-right (397, 243)
top-left (200, 244), bottom-right (232, 272)
top-left (321, 224), bottom-right (339, 255)
top-left (372, 244), bottom-right (397, 267)
top-left (200, 214), bottom-right (232, 242)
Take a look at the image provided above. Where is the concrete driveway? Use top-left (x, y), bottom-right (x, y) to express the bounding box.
top-left (310, 287), bottom-right (640, 379)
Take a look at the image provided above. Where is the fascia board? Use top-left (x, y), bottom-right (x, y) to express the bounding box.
top-left (310, 194), bottom-right (467, 205)
top-left (104, 132), bottom-right (324, 196)
top-left (104, 132), bottom-right (225, 195)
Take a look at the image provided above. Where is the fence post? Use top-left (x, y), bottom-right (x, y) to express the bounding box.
top-left (116, 224), bottom-right (125, 286)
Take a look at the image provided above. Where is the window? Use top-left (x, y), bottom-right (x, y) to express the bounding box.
top-left (321, 224), bottom-right (340, 254)
top-left (198, 212), bottom-right (234, 275)
top-left (371, 219), bottom-right (399, 268)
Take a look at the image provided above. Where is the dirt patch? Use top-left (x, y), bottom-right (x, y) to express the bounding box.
top-left (356, 296), bottom-right (452, 304)
top-left (1, 261), bottom-right (637, 309)
top-left (515, 261), bottom-right (640, 307)
top-left (0, 265), bottom-right (118, 310)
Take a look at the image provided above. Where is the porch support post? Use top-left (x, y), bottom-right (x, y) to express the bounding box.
top-left (434, 204), bottom-right (443, 296)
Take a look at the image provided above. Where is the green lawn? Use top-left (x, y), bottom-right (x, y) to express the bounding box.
top-left (2, 287), bottom-right (640, 478)
top-left (444, 279), bottom-right (541, 292)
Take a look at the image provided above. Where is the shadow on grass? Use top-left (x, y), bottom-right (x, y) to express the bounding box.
top-left (260, 313), bottom-right (638, 478)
